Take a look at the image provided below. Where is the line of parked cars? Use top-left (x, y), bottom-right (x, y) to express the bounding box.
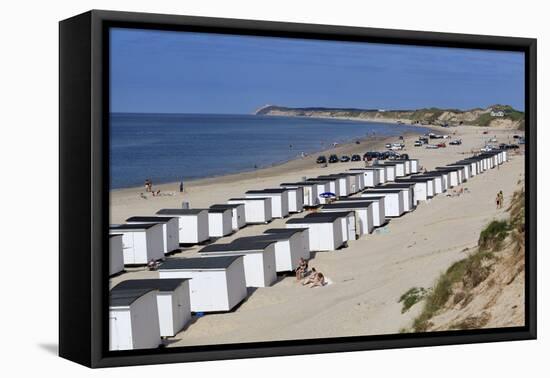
top-left (316, 154), bottom-right (362, 164)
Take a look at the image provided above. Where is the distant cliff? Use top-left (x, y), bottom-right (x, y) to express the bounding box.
top-left (255, 104), bottom-right (525, 129)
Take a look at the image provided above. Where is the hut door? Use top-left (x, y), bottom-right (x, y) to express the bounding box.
top-left (348, 215), bottom-right (356, 240)
top-left (121, 233), bottom-right (135, 264)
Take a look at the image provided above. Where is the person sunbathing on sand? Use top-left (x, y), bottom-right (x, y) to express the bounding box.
top-left (308, 273), bottom-right (326, 288)
top-left (302, 268), bottom-right (323, 287)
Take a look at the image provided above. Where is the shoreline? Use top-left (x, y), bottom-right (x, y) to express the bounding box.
top-left (110, 124), bottom-right (435, 195)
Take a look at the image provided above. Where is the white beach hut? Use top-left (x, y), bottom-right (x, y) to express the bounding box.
top-left (281, 182), bottom-right (318, 208)
top-left (336, 196), bottom-right (386, 227)
top-left (408, 159), bottom-right (420, 174)
top-left (207, 207), bottom-right (234, 238)
top-left (304, 180), bottom-right (331, 204)
top-left (109, 223), bottom-right (164, 265)
top-left (320, 201), bottom-right (374, 236)
top-left (109, 287), bottom-right (161, 351)
top-left (126, 216), bottom-right (180, 254)
top-left (227, 197), bottom-right (272, 224)
top-left (376, 164), bottom-right (395, 181)
top-left (246, 189), bottom-right (289, 218)
top-left (395, 178), bottom-right (431, 202)
top-left (307, 178), bottom-right (339, 198)
top-left (349, 168), bottom-right (379, 188)
top-left (112, 279), bottom-right (191, 338)
top-left (286, 214), bottom-right (345, 251)
top-left (447, 164), bottom-right (470, 181)
top-left (418, 171), bottom-right (447, 193)
top-left (371, 184), bottom-right (415, 211)
top-left (264, 228), bottom-right (310, 260)
top-left (155, 209), bottom-right (209, 245)
top-left (402, 160), bottom-right (411, 175)
top-left (281, 186), bottom-right (304, 213)
top-left (362, 190), bottom-right (405, 217)
top-left (209, 204), bottom-right (246, 231)
top-left (233, 230), bottom-right (308, 272)
top-left (304, 211), bottom-right (356, 242)
top-left (435, 167), bottom-right (460, 188)
top-left (158, 256), bottom-right (247, 313)
top-left (318, 174), bottom-right (351, 197)
top-left (109, 234), bottom-right (125, 276)
top-left (199, 240), bottom-right (277, 288)
top-left (383, 161), bottom-right (406, 177)
top-left (371, 166), bottom-right (387, 184)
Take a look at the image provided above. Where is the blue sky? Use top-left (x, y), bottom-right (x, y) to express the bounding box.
top-left (110, 28), bottom-right (525, 113)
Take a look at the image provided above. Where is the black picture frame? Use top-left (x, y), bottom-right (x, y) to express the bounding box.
top-left (59, 9), bottom-right (537, 368)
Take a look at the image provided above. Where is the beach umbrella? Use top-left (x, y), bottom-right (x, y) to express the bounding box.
top-left (319, 192), bottom-right (336, 198)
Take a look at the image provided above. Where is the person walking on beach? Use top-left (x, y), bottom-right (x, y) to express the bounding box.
top-left (496, 192), bottom-right (501, 209)
top-left (498, 190), bottom-right (504, 209)
top-left (144, 179), bottom-right (150, 192)
top-left (179, 181), bottom-right (184, 193)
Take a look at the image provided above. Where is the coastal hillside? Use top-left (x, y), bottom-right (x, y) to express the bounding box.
top-left (404, 184), bottom-right (525, 332)
top-left (255, 104), bottom-right (525, 129)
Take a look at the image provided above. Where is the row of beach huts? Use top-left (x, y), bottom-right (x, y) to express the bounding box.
top-left (108, 149), bottom-right (508, 350)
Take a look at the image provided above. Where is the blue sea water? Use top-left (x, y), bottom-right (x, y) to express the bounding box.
top-left (110, 113), bottom-right (428, 189)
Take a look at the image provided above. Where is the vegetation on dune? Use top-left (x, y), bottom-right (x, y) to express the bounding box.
top-left (404, 185), bottom-right (525, 333)
top-left (398, 287), bottom-right (428, 313)
top-left (256, 104), bottom-right (525, 129)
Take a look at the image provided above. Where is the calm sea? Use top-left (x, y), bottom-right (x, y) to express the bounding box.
top-left (110, 113), bottom-right (428, 189)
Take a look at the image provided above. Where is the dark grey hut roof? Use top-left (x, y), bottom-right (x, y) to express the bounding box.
top-left (208, 207), bottom-right (232, 213)
top-left (109, 223), bottom-right (158, 231)
top-left (280, 181), bottom-right (315, 186)
top-left (246, 188), bottom-right (287, 194)
top-left (381, 183), bottom-right (416, 188)
top-left (435, 167), bottom-right (460, 172)
top-left (200, 239), bottom-right (275, 252)
top-left (264, 228), bottom-right (308, 236)
top-left (126, 216), bottom-right (175, 223)
top-left (156, 209), bottom-right (206, 216)
top-left (159, 256), bottom-right (241, 270)
top-left (335, 196), bottom-right (385, 201)
top-left (395, 177), bottom-right (434, 183)
top-left (232, 234), bottom-right (291, 243)
top-left (110, 287), bottom-right (157, 307)
top-left (412, 171), bottom-right (444, 177)
top-left (321, 202), bottom-right (372, 209)
top-left (363, 189), bottom-right (403, 194)
top-left (306, 178), bottom-right (335, 182)
top-left (112, 278), bottom-right (188, 293)
top-left (209, 204), bottom-right (242, 210)
top-left (287, 212), bottom-right (350, 224)
top-left (109, 234), bottom-right (123, 238)
top-left (228, 197), bottom-right (270, 201)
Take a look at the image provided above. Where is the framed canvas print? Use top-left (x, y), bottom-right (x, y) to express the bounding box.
top-left (59, 10), bottom-right (536, 368)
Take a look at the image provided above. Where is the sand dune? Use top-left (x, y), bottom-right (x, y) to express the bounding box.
top-left (109, 124), bottom-right (524, 346)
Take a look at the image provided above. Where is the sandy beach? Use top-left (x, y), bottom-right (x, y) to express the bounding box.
top-left (109, 124), bottom-right (524, 346)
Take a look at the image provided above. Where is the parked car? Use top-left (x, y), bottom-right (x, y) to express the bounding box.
top-left (425, 144), bottom-right (439, 149)
top-left (328, 154), bottom-right (339, 163)
top-left (385, 143), bottom-right (392, 148)
top-left (436, 142), bottom-right (446, 148)
top-left (340, 155), bottom-right (351, 162)
top-left (513, 134), bottom-right (522, 139)
top-left (419, 136), bottom-right (429, 143)
top-left (518, 137), bottom-right (525, 145)
top-left (316, 155), bottom-right (327, 164)
top-left (363, 151), bottom-right (380, 161)
top-left (414, 140), bottom-right (423, 147)
top-left (489, 137), bottom-right (498, 143)
top-left (351, 154), bottom-right (361, 161)
top-left (449, 139), bottom-right (462, 145)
